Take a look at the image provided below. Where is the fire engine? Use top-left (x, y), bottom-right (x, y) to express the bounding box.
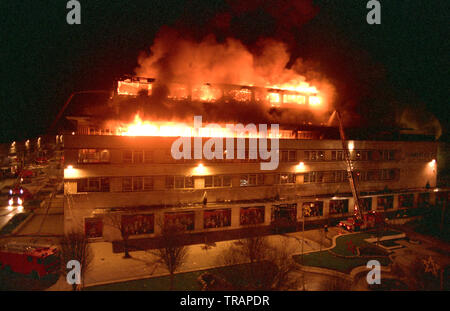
top-left (330, 110), bottom-right (385, 232)
top-left (0, 243), bottom-right (60, 279)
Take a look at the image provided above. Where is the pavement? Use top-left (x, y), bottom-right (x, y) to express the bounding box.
top-left (48, 227), bottom-right (345, 290)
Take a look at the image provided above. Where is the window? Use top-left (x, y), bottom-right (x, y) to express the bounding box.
top-left (240, 206), bottom-right (265, 225)
top-left (85, 217), bottom-right (103, 238)
top-left (398, 194), bottom-right (414, 208)
top-left (280, 150), bottom-right (296, 162)
top-left (89, 178), bottom-right (100, 192)
top-left (249, 174), bottom-right (257, 185)
top-left (302, 202), bottom-right (323, 217)
top-left (367, 170), bottom-right (381, 181)
top-left (240, 174), bottom-right (264, 186)
top-left (331, 151), bottom-right (337, 161)
top-left (337, 151), bottom-right (343, 161)
top-left (143, 177), bottom-right (153, 191)
top-left (122, 177), bottom-right (132, 192)
top-left (185, 176), bottom-right (194, 188)
top-left (123, 150), bottom-right (149, 164)
top-left (204, 209), bottom-right (231, 229)
top-left (175, 176), bottom-right (184, 189)
top-left (169, 176), bottom-right (195, 189)
top-left (304, 151), bottom-right (310, 161)
top-left (144, 151), bottom-right (153, 163)
top-left (361, 197), bottom-right (372, 212)
top-left (78, 149), bottom-right (110, 163)
top-left (78, 178), bottom-right (110, 192)
top-left (205, 175), bottom-right (232, 187)
top-left (304, 172), bottom-right (323, 183)
top-left (165, 212), bottom-right (195, 231)
top-left (240, 175), bottom-right (249, 186)
top-left (335, 171), bottom-right (346, 182)
top-left (213, 176), bottom-right (222, 187)
top-left (355, 171), bottom-right (367, 182)
top-left (122, 214), bottom-right (154, 235)
top-left (362, 151), bottom-right (369, 161)
top-left (100, 178), bottom-right (110, 192)
top-left (318, 151), bottom-right (324, 160)
top-left (277, 173), bottom-right (296, 184)
top-left (257, 174), bottom-right (264, 185)
top-left (381, 150), bottom-right (395, 161)
top-left (223, 175), bottom-right (232, 187)
top-left (166, 176), bottom-right (174, 189)
top-left (123, 150), bottom-right (132, 164)
top-left (289, 150), bottom-right (297, 162)
top-left (134, 151), bottom-right (143, 164)
top-left (133, 177), bottom-right (143, 191)
top-left (205, 176), bottom-right (213, 188)
top-left (377, 196), bottom-right (394, 210)
top-left (123, 177), bottom-right (153, 192)
top-left (329, 200), bottom-right (349, 215)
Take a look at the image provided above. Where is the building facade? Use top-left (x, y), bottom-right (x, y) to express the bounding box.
top-left (63, 131), bottom-right (445, 242)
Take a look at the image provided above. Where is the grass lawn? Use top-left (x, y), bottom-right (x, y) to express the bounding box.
top-left (379, 239), bottom-right (401, 247)
top-left (293, 230), bottom-right (399, 273)
top-left (85, 264), bottom-right (247, 291)
top-left (86, 270), bottom-right (204, 291)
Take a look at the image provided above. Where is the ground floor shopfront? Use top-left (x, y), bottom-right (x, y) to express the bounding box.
top-left (65, 188), bottom-right (449, 248)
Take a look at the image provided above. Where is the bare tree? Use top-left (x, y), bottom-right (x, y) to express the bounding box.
top-left (151, 222), bottom-right (189, 290)
top-left (59, 232), bottom-right (94, 290)
top-left (104, 212), bottom-right (132, 258)
top-left (374, 213), bottom-right (386, 245)
top-left (217, 233), bottom-right (300, 290)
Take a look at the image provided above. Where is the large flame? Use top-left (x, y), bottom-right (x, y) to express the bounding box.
top-left (133, 33), bottom-right (331, 109)
top-left (118, 114), bottom-right (292, 138)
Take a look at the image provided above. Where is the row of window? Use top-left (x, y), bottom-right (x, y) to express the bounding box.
top-left (76, 169), bottom-right (400, 192)
top-left (307, 150), bottom-right (396, 161)
top-left (77, 148), bottom-right (399, 164)
top-left (304, 169), bottom-right (399, 184)
top-left (84, 191), bottom-right (448, 238)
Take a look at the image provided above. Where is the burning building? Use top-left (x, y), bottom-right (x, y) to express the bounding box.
top-left (61, 75), bottom-right (447, 248)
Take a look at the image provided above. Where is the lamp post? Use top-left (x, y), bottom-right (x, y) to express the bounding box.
top-left (301, 204), bottom-right (305, 265)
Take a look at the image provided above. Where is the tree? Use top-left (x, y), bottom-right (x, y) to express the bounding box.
top-left (59, 232), bottom-right (94, 290)
top-left (217, 232), bottom-right (300, 290)
top-left (151, 222), bottom-right (189, 290)
top-left (104, 212), bottom-right (132, 258)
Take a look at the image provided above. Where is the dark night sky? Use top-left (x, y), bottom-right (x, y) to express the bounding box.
top-left (0, 0), bottom-right (448, 142)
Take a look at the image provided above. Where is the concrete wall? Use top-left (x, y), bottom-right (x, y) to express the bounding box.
top-left (63, 134), bottom-right (440, 239)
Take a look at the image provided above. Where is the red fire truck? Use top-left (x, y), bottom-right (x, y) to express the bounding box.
top-left (330, 110), bottom-right (385, 232)
top-left (338, 210), bottom-right (384, 232)
top-left (0, 243), bottom-right (60, 279)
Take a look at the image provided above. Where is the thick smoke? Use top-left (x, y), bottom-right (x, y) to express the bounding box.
top-left (123, 27), bottom-right (335, 125)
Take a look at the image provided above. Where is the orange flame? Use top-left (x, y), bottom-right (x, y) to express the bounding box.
top-left (118, 114), bottom-right (294, 138)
